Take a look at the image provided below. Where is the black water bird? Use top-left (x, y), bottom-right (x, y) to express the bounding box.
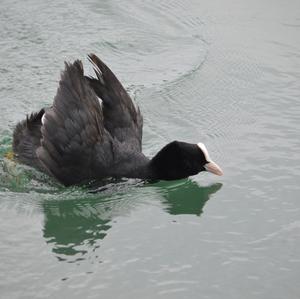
top-left (13, 54), bottom-right (223, 186)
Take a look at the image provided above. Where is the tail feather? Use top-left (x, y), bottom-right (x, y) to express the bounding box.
top-left (13, 108), bottom-right (45, 170)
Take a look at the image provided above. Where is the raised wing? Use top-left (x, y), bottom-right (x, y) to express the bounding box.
top-left (85, 54), bottom-right (143, 151)
top-left (36, 60), bottom-right (113, 186)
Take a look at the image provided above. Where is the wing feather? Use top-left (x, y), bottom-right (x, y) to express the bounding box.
top-left (36, 60), bottom-right (109, 186)
top-left (85, 54), bottom-right (143, 151)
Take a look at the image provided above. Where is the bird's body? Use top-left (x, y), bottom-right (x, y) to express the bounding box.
top-left (13, 54), bottom-right (222, 186)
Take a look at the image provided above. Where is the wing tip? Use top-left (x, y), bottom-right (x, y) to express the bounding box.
top-left (88, 53), bottom-right (105, 84)
top-left (63, 59), bottom-right (84, 78)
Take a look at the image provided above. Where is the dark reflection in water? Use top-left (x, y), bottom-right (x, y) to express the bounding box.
top-left (42, 180), bottom-right (222, 262)
top-left (154, 180), bottom-right (222, 216)
top-left (42, 195), bottom-right (114, 262)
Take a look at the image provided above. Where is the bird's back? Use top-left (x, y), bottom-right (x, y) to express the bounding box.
top-left (12, 55), bottom-right (144, 186)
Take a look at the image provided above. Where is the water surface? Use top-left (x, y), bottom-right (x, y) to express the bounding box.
top-left (0, 0), bottom-right (300, 298)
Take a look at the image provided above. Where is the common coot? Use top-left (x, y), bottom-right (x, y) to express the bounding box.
top-left (13, 54), bottom-right (223, 186)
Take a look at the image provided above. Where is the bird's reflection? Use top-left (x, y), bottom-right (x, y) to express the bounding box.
top-left (153, 180), bottom-right (222, 216)
top-left (43, 200), bottom-right (111, 262)
top-left (42, 180), bottom-right (222, 262)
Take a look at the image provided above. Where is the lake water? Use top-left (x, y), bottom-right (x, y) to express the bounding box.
top-left (0, 0), bottom-right (299, 298)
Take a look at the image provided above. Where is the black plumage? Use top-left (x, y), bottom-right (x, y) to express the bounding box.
top-left (13, 54), bottom-right (222, 186)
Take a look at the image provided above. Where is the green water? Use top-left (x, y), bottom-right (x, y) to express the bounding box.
top-left (1, 0), bottom-right (300, 298)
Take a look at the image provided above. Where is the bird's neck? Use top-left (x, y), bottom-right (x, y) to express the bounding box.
top-left (109, 150), bottom-right (154, 180)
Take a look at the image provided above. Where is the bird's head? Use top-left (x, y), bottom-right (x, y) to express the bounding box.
top-left (150, 141), bottom-right (223, 180)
